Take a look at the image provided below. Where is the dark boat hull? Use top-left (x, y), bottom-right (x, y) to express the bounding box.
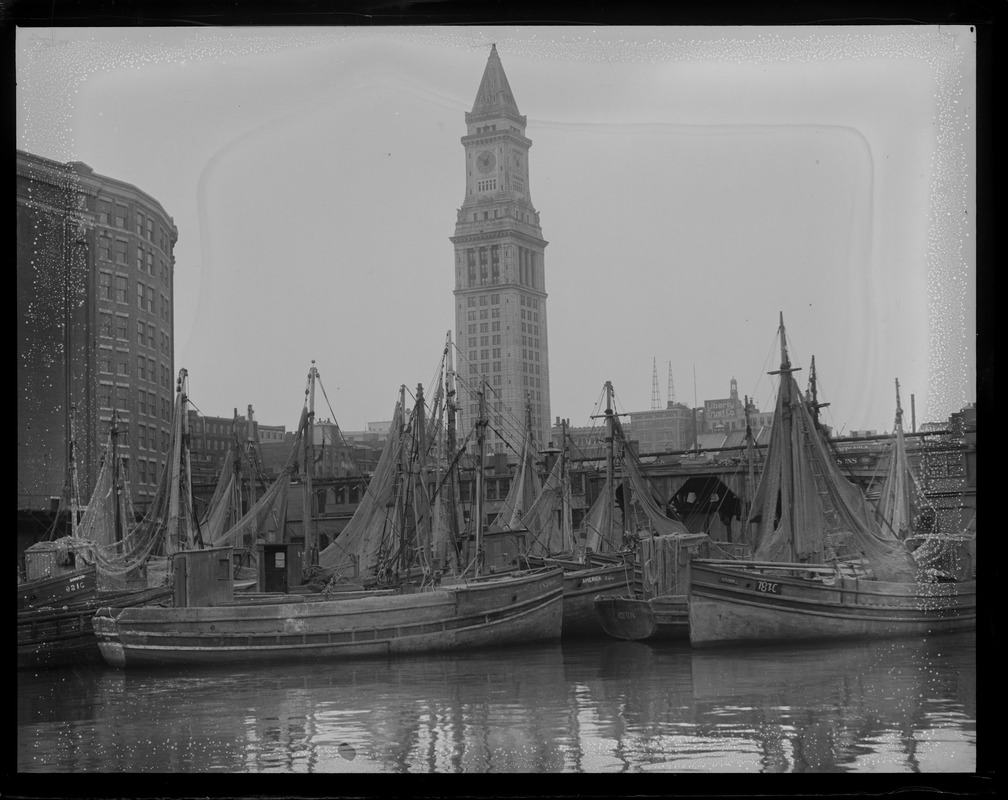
top-left (93, 567), bottom-right (564, 668)
top-left (17, 566), bottom-right (97, 611)
top-left (594, 595), bottom-right (689, 641)
top-left (18, 586), bottom-right (173, 670)
top-left (522, 556), bottom-right (634, 637)
top-left (688, 559), bottom-right (977, 647)
top-left (558, 563), bottom-right (635, 638)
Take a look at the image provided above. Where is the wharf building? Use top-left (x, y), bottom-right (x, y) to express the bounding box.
top-left (451, 45), bottom-right (552, 458)
top-left (17, 150), bottom-right (178, 544)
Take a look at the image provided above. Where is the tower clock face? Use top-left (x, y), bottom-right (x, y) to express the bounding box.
top-left (476, 150), bottom-right (496, 174)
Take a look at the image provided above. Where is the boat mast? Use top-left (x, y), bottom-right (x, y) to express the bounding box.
top-left (444, 332), bottom-right (461, 561)
top-left (415, 381), bottom-right (429, 572)
top-left (303, 362), bottom-right (318, 565)
top-left (397, 383), bottom-right (408, 575)
top-left (67, 404), bottom-right (82, 540)
top-left (768, 313), bottom-right (801, 563)
top-left (475, 377), bottom-right (488, 577)
top-left (744, 394), bottom-right (755, 526)
top-left (605, 380), bottom-right (616, 550)
top-left (561, 418), bottom-right (574, 553)
top-left (806, 355), bottom-right (829, 431)
top-left (112, 407), bottom-right (123, 548)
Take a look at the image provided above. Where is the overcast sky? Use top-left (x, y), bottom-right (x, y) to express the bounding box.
top-left (16, 25), bottom-right (976, 437)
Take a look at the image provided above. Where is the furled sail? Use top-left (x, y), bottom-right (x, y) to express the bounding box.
top-left (520, 452), bottom-right (575, 557)
top-left (613, 415), bottom-right (692, 538)
top-left (491, 422), bottom-right (542, 531)
top-left (873, 380), bottom-right (921, 542)
top-left (209, 406), bottom-right (307, 555)
top-left (749, 320), bottom-right (917, 582)
top-left (318, 401), bottom-right (406, 575)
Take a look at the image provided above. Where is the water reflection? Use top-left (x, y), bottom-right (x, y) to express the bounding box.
top-left (17, 633), bottom-right (975, 773)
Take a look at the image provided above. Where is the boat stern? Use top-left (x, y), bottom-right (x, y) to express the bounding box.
top-left (92, 608), bottom-right (127, 668)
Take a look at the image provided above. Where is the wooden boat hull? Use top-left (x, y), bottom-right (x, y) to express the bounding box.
top-left (558, 563), bottom-right (635, 638)
top-left (521, 556), bottom-right (634, 637)
top-left (17, 566), bottom-right (97, 611)
top-left (17, 586), bottom-right (173, 670)
top-left (594, 595), bottom-right (689, 641)
top-left (93, 567), bottom-right (564, 668)
top-left (688, 559), bottom-right (977, 648)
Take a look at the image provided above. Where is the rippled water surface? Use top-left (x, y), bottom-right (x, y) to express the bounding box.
top-left (17, 632), bottom-right (976, 773)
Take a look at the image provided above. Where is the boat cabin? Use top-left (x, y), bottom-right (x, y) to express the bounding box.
top-left (256, 541), bottom-right (305, 593)
top-left (173, 546), bottom-right (234, 607)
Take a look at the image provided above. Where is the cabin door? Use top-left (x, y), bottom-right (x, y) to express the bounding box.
top-left (263, 545), bottom-right (288, 593)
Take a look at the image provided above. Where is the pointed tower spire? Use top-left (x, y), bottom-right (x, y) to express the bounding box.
top-left (667, 362), bottom-right (676, 406)
top-left (468, 44), bottom-right (524, 124)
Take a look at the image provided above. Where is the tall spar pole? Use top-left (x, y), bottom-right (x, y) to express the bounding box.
top-left (605, 380), bottom-right (616, 549)
top-left (561, 419), bottom-right (573, 553)
top-left (475, 377), bottom-right (488, 577)
top-left (444, 332), bottom-right (462, 568)
top-left (304, 362), bottom-right (317, 565)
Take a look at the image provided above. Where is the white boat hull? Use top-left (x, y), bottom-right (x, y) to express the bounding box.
top-left (688, 559), bottom-right (976, 648)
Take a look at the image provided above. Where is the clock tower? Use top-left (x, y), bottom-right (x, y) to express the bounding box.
top-left (451, 45), bottom-right (552, 458)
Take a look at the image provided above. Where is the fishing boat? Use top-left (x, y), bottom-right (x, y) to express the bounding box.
top-left (575, 380), bottom-right (707, 642)
top-left (16, 407), bottom-right (183, 668)
top-left (491, 395), bottom-right (632, 638)
top-left (94, 351), bottom-right (564, 668)
top-left (873, 378), bottom-right (976, 577)
top-left (18, 585), bottom-right (172, 670)
top-left (688, 314), bottom-right (977, 647)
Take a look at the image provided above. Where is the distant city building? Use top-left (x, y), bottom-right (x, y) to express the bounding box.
top-left (17, 150), bottom-right (178, 514)
top-left (704, 377), bottom-right (746, 433)
top-left (451, 45), bottom-right (552, 457)
top-left (258, 424), bottom-right (286, 444)
top-left (186, 409), bottom-right (259, 477)
top-left (630, 402), bottom-right (696, 454)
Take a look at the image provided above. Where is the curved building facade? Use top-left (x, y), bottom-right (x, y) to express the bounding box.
top-left (17, 150), bottom-right (178, 521)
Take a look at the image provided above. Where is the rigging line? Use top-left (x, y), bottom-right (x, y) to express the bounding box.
top-left (315, 375), bottom-right (375, 485)
top-left (428, 427), bottom-right (475, 504)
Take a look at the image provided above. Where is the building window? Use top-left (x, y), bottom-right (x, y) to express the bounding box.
top-left (136, 212), bottom-right (145, 236)
top-left (136, 319), bottom-right (145, 345)
top-left (147, 218), bottom-right (154, 241)
top-left (99, 351), bottom-right (112, 373)
top-left (116, 316), bottom-right (128, 340)
top-left (146, 325), bottom-right (155, 349)
top-left (98, 236), bottom-right (111, 261)
top-left (115, 206), bottom-right (127, 228)
top-left (99, 312), bottom-right (112, 338)
top-left (137, 356), bottom-right (147, 381)
top-left (99, 201), bottom-right (112, 225)
top-left (137, 282), bottom-right (146, 310)
top-left (115, 276), bottom-right (128, 304)
top-left (115, 240), bottom-right (127, 264)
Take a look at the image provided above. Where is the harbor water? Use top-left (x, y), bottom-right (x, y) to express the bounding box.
top-left (17, 631), bottom-right (976, 774)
